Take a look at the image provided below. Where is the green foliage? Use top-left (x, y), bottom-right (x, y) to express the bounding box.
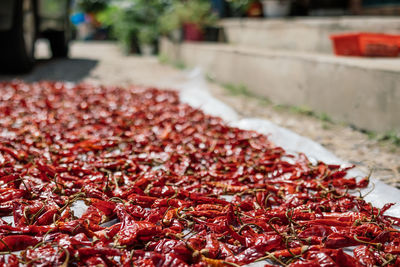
top-left (364, 129), bottom-right (400, 147)
top-left (178, 0), bottom-right (217, 26)
top-left (100, 0), bottom-right (217, 52)
top-left (378, 131), bottom-right (400, 146)
top-left (276, 104), bottom-right (333, 123)
top-left (102, 0), bottom-right (171, 53)
top-left (224, 83), bottom-right (253, 96)
top-left (174, 60), bottom-right (186, 70)
top-left (365, 130), bottom-right (377, 140)
top-left (158, 4), bottom-right (181, 34)
top-left (96, 5), bottom-right (119, 27)
top-left (158, 53), bottom-right (170, 64)
top-left (159, 0), bottom-right (217, 35)
top-left (289, 105), bottom-right (313, 116)
top-left (157, 54), bottom-right (185, 69)
top-left (109, 6), bottom-right (135, 52)
top-left (77, 0), bottom-right (110, 13)
top-left (138, 26), bottom-right (158, 45)
top-left (317, 112), bottom-right (332, 123)
top-left (226, 0), bottom-right (251, 16)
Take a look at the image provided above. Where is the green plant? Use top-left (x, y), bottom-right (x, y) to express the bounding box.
top-left (289, 105), bottom-right (313, 116)
top-left (317, 112), bottom-right (332, 123)
top-left (226, 0), bottom-right (251, 16)
top-left (158, 53), bottom-right (170, 64)
top-left (157, 54), bottom-right (186, 69)
top-left (363, 129), bottom-right (400, 147)
top-left (138, 26), bottom-right (158, 45)
top-left (174, 60), bottom-right (186, 70)
top-left (158, 4), bottom-right (181, 35)
top-left (379, 131), bottom-right (400, 146)
top-left (180, 0), bottom-right (217, 26)
top-left (158, 0), bottom-right (217, 35)
top-left (223, 83), bottom-right (252, 96)
top-left (77, 0), bottom-right (110, 13)
top-left (365, 130), bottom-right (377, 140)
top-left (96, 5), bottom-right (119, 27)
top-left (105, 0), bottom-right (171, 53)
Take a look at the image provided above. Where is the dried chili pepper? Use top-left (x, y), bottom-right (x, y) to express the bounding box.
top-left (0, 81), bottom-right (398, 266)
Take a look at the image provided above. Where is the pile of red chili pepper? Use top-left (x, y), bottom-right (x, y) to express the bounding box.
top-left (0, 80), bottom-right (400, 267)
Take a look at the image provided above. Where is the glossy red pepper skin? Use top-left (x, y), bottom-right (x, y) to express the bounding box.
top-left (0, 235), bottom-right (41, 251)
top-left (0, 81), bottom-right (398, 266)
top-left (0, 189), bottom-right (26, 203)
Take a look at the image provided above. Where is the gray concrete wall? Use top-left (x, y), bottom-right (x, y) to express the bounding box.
top-left (221, 17), bottom-right (400, 53)
top-left (160, 38), bottom-right (400, 133)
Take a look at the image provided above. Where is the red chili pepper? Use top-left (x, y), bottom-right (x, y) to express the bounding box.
top-left (35, 208), bottom-right (58, 225)
top-left (94, 222), bottom-right (122, 242)
top-left (0, 235), bottom-right (41, 251)
top-left (226, 234), bottom-right (283, 264)
top-left (353, 246), bottom-right (379, 266)
top-left (0, 146), bottom-right (26, 161)
top-left (0, 81), bottom-right (398, 266)
top-left (78, 247), bottom-right (122, 257)
top-left (0, 189), bottom-right (26, 203)
top-left (162, 208), bottom-right (180, 226)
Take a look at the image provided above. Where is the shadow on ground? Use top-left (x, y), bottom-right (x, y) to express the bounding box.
top-left (0, 58), bottom-right (98, 83)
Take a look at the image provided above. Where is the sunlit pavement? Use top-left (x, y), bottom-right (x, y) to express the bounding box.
top-left (0, 40), bottom-right (188, 89)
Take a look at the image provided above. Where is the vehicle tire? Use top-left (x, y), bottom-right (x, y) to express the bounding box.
top-left (48, 30), bottom-right (69, 58)
top-left (0, 0), bottom-right (36, 73)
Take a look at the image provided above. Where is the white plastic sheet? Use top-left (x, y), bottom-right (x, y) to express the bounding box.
top-left (179, 69), bottom-right (400, 218)
top-left (4, 72), bottom-right (397, 266)
top-left (178, 69), bottom-right (400, 267)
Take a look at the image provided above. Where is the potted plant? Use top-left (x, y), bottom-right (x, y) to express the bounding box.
top-left (104, 0), bottom-right (170, 54)
top-left (183, 1), bottom-right (217, 42)
top-left (159, 0), bottom-right (217, 42)
top-left (158, 4), bottom-right (182, 43)
top-left (227, 0), bottom-right (250, 17)
top-left (262, 0), bottom-right (291, 17)
top-left (246, 0), bottom-right (264, 17)
top-left (109, 5), bottom-right (141, 53)
top-left (138, 26), bottom-right (158, 56)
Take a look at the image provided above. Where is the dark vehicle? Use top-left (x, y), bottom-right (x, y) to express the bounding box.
top-left (0, 0), bottom-right (71, 72)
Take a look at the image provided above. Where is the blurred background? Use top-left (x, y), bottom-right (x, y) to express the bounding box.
top-left (1, 0), bottom-right (400, 187)
top-left (3, 0), bottom-right (400, 60)
top-left (70, 0), bottom-right (400, 54)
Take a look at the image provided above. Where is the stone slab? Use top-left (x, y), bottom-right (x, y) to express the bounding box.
top-left (220, 17), bottom-right (400, 53)
top-left (160, 38), bottom-right (400, 133)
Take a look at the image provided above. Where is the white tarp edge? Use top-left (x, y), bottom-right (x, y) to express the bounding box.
top-left (178, 69), bottom-right (400, 218)
top-left (68, 69), bottom-right (398, 267)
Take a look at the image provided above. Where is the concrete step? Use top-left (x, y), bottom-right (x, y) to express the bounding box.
top-left (161, 38), bottom-right (400, 133)
top-left (220, 17), bottom-right (400, 54)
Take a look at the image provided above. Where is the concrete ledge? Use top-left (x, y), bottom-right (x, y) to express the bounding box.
top-left (161, 38), bottom-right (400, 133)
top-left (220, 17), bottom-right (400, 53)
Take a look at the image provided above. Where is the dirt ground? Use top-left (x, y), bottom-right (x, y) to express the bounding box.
top-left (1, 41), bottom-right (399, 188)
top-left (209, 84), bottom-right (400, 188)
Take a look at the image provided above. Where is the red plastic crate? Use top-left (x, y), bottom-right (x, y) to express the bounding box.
top-left (330, 33), bottom-right (400, 57)
top-left (183, 23), bottom-right (204, 42)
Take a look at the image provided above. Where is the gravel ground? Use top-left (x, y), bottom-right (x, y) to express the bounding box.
top-left (1, 41), bottom-right (399, 188)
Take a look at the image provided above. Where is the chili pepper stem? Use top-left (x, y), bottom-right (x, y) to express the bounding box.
top-left (255, 252), bottom-right (288, 266)
top-left (0, 238), bottom-right (11, 253)
top-left (353, 234), bottom-right (382, 248)
top-left (223, 261), bottom-right (241, 267)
